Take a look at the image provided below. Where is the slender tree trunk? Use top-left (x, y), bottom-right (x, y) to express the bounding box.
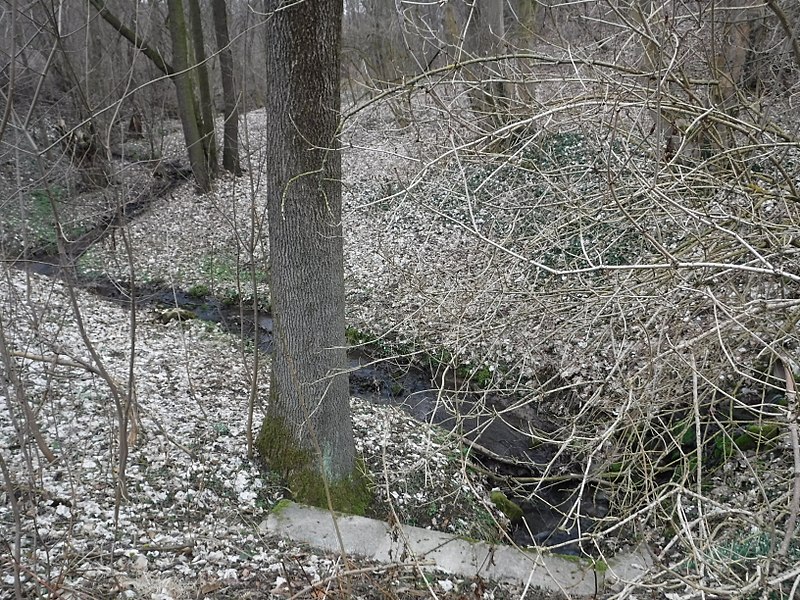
top-left (257, 0), bottom-right (366, 512)
top-left (632, 0), bottom-right (674, 161)
top-left (166, 0), bottom-right (210, 192)
top-left (442, 1), bottom-right (459, 53)
top-left (211, 0), bottom-right (241, 175)
top-left (186, 0), bottom-right (217, 175)
top-left (88, 0), bottom-right (212, 189)
top-left (465, 0), bottom-right (507, 126)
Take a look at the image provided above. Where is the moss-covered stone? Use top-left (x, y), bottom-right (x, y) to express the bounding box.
top-left (256, 414), bottom-right (372, 515)
top-left (159, 307), bottom-right (196, 323)
top-left (593, 558), bottom-right (609, 573)
top-left (490, 490), bottom-right (523, 523)
top-left (271, 498), bottom-right (294, 515)
top-left (187, 284), bottom-right (210, 298)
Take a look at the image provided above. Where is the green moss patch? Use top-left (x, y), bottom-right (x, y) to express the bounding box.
top-left (289, 460), bottom-right (372, 516)
top-left (490, 490), bottom-right (523, 523)
top-left (256, 414), bottom-right (372, 516)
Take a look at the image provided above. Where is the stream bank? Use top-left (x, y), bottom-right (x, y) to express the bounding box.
top-left (3, 155), bottom-right (610, 555)
top-left (107, 280), bottom-right (610, 555)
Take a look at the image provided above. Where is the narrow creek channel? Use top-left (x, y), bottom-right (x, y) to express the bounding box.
top-left (132, 285), bottom-right (609, 554)
top-left (9, 160), bottom-right (609, 554)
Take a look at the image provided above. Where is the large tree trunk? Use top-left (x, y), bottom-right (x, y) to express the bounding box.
top-left (186, 0), bottom-right (217, 176)
top-left (166, 0), bottom-right (210, 192)
top-left (211, 0), bottom-right (241, 175)
top-left (257, 0), bottom-right (366, 512)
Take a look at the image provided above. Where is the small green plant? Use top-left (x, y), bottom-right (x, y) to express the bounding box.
top-left (346, 326), bottom-right (506, 395)
top-left (220, 290), bottom-right (242, 306)
top-left (200, 254), bottom-right (270, 291)
top-left (30, 185), bottom-right (66, 211)
top-left (22, 185), bottom-right (78, 245)
top-left (472, 365), bottom-right (494, 388)
top-left (213, 422), bottom-right (230, 436)
top-left (683, 529), bottom-right (800, 588)
top-left (200, 255), bottom-right (238, 288)
top-left (76, 249), bottom-right (106, 278)
top-left (518, 132), bottom-right (591, 171)
top-left (345, 326), bottom-right (376, 346)
top-left (187, 283), bottom-right (210, 298)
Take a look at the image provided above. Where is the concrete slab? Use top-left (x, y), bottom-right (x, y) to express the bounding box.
top-left (260, 501), bottom-right (614, 596)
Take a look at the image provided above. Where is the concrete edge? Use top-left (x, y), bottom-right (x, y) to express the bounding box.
top-left (259, 501), bottom-right (648, 596)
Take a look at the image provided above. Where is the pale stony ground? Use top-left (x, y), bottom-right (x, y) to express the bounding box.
top-left (2, 90), bottom-right (799, 599)
top-left (0, 105), bottom-right (560, 599)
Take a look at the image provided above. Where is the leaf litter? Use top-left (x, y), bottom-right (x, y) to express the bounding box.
top-left (0, 108), bottom-right (546, 599)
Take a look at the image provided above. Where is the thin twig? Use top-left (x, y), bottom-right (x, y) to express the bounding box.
top-left (780, 357), bottom-right (799, 557)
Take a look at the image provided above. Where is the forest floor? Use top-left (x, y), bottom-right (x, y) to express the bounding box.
top-left (3, 93), bottom-right (797, 599)
top-left (0, 107), bottom-right (587, 599)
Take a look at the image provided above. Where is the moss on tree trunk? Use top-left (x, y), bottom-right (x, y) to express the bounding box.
top-left (166, 0), bottom-right (210, 192)
top-left (256, 414), bottom-right (372, 515)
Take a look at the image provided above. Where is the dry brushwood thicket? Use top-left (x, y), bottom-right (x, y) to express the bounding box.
top-left (2, 0), bottom-right (800, 599)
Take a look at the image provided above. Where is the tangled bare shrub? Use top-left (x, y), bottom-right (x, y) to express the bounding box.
top-left (344, 0), bottom-right (800, 596)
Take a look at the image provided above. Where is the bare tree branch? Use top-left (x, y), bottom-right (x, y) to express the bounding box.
top-left (87, 0), bottom-right (174, 76)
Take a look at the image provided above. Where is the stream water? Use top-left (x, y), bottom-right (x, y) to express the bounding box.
top-left (142, 287), bottom-right (609, 554)
top-left (10, 160), bottom-right (608, 553)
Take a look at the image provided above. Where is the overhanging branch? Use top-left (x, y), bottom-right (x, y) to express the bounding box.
top-left (88, 0), bottom-right (174, 76)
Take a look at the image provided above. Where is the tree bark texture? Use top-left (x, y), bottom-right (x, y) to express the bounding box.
top-left (258, 0), bottom-right (360, 507)
top-left (186, 0), bottom-right (218, 175)
top-left (211, 0), bottom-right (242, 175)
top-left (166, 0), bottom-right (210, 192)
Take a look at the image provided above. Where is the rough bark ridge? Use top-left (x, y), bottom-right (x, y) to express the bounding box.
top-left (258, 0), bottom-right (365, 512)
